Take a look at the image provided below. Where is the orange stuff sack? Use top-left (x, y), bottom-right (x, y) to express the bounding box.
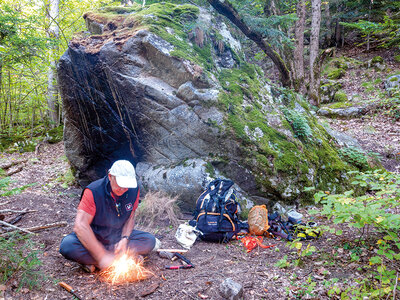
top-left (248, 205), bottom-right (270, 236)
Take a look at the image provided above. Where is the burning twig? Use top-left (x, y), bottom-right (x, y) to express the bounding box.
top-left (99, 251), bottom-right (153, 285)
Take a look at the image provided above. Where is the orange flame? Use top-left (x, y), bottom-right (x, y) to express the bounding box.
top-left (99, 251), bottom-right (153, 285)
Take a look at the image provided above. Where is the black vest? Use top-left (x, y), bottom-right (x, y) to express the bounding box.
top-left (83, 176), bottom-right (139, 245)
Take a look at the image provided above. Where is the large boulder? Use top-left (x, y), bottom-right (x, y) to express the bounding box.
top-left (58, 3), bottom-right (357, 209)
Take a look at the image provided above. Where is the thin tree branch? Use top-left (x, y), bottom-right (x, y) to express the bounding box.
top-left (0, 220), bottom-right (33, 234)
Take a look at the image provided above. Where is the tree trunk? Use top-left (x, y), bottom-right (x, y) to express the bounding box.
top-left (293, 0), bottom-right (306, 93)
top-left (324, 1), bottom-right (332, 47)
top-left (46, 0), bottom-right (60, 128)
top-left (309, 0), bottom-right (321, 106)
top-left (207, 0), bottom-right (292, 88)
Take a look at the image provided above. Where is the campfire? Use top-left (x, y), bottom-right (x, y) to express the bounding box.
top-left (99, 251), bottom-right (153, 285)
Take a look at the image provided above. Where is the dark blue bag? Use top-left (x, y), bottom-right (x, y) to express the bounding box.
top-left (189, 178), bottom-right (247, 242)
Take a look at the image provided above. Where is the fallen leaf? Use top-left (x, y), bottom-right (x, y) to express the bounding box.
top-left (264, 288), bottom-right (268, 292)
top-left (0, 285), bottom-right (5, 291)
top-left (161, 274), bottom-right (166, 281)
top-left (205, 281), bottom-right (212, 285)
top-left (198, 293), bottom-right (208, 299)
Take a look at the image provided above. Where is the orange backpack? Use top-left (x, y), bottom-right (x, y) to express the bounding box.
top-left (248, 205), bottom-right (270, 236)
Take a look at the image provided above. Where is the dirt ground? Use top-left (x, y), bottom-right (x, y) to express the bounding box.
top-left (1, 48), bottom-right (399, 300)
top-left (0, 114), bottom-right (399, 300)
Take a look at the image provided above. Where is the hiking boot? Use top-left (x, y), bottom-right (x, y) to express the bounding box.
top-left (81, 264), bottom-right (95, 273)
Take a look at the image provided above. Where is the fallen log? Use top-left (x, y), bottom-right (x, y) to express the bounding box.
top-left (0, 159), bottom-right (27, 170)
top-left (6, 165), bottom-right (24, 176)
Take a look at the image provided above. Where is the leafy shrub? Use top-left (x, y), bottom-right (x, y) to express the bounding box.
top-left (0, 233), bottom-right (45, 290)
top-left (311, 170), bottom-right (400, 298)
top-left (378, 89), bottom-right (400, 120)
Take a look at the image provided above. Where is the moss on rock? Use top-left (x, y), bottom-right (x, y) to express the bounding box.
top-left (78, 2), bottom-right (361, 204)
top-left (333, 90), bottom-right (348, 102)
top-left (327, 68), bottom-right (345, 80)
top-left (371, 56), bottom-right (384, 64)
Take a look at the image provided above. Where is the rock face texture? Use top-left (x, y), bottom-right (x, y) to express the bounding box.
top-left (59, 3), bottom-right (356, 209)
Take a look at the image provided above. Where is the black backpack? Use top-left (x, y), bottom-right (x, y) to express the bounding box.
top-left (189, 178), bottom-right (247, 243)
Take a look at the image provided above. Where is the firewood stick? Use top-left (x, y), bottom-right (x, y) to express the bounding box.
top-left (156, 248), bottom-right (188, 253)
top-left (0, 209), bottom-right (37, 214)
top-left (0, 220), bottom-right (34, 234)
top-left (23, 221), bottom-right (67, 232)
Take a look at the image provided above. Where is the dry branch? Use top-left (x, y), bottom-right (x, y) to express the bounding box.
top-left (23, 221), bottom-right (67, 232)
top-left (0, 220), bottom-right (34, 234)
top-left (0, 209), bottom-right (37, 214)
top-left (0, 200), bottom-right (11, 206)
top-left (156, 249), bottom-right (188, 254)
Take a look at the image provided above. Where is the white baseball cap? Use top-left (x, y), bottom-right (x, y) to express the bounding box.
top-left (109, 160), bottom-right (137, 188)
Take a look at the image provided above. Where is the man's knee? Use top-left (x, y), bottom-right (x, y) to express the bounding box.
top-left (128, 231), bottom-right (156, 255)
top-left (59, 233), bottom-right (78, 259)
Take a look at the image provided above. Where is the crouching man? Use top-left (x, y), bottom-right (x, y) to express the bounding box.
top-left (59, 160), bottom-right (156, 272)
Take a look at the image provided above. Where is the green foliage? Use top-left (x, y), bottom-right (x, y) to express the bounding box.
top-left (55, 168), bottom-right (76, 189)
top-left (274, 255), bottom-right (290, 268)
top-left (0, 0), bottom-right (103, 139)
top-left (0, 233), bottom-right (45, 290)
top-left (0, 5), bottom-right (49, 66)
top-left (288, 239), bottom-right (317, 267)
top-left (282, 108), bottom-right (312, 140)
top-left (46, 126), bottom-right (63, 144)
top-left (340, 15), bottom-right (400, 48)
top-left (395, 55), bottom-right (400, 63)
top-left (0, 177), bottom-right (35, 197)
top-left (341, 20), bottom-right (384, 38)
top-left (311, 170), bottom-right (400, 298)
top-left (378, 89), bottom-right (400, 120)
top-left (338, 146), bottom-right (369, 170)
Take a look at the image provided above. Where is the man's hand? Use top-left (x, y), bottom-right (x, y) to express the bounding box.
top-left (114, 237), bottom-right (129, 254)
top-left (98, 251), bottom-right (115, 270)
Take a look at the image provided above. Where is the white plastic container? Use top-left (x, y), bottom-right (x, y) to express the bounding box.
top-left (287, 210), bottom-right (303, 224)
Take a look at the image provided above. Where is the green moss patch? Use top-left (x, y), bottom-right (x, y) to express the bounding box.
top-left (371, 56), bottom-right (384, 64)
top-left (327, 68), bottom-right (346, 80)
top-left (333, 90), bottom-right (348, 102)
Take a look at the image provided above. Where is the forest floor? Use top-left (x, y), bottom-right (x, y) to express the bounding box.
top-left (0, 48), bottom-right (400, 300)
